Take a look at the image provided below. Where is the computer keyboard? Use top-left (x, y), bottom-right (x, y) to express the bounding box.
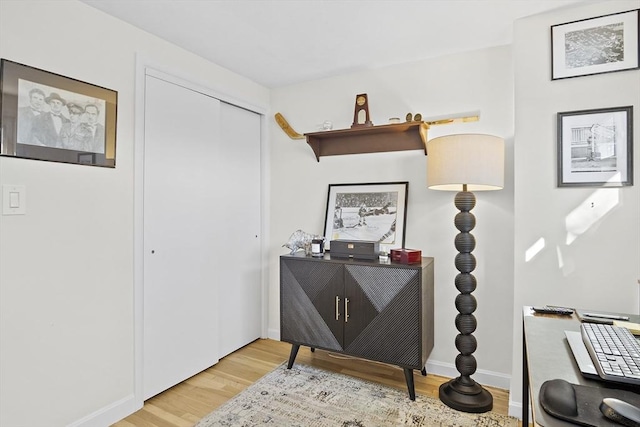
top-left (581, 322), bottom-right (640, 386)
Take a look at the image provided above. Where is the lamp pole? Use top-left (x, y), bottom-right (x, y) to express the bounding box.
top-left (438, 185), bottom-right (493, 412)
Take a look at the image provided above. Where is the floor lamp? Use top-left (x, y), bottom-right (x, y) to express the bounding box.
top-left (426, 133), bottom-right (504, 413)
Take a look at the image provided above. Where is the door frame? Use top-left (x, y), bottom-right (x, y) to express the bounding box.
top-left (133, 54), bottom-right (269, 407)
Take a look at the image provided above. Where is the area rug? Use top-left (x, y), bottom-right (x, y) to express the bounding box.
top-left (195, 363), bottom-right (518, 426)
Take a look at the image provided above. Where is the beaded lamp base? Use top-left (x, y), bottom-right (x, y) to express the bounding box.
top-left (438, 190), bottom-right (493, 413)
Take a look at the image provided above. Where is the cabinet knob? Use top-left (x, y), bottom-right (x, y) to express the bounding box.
top-left (335, 296), bottom-right (340, 320)
top-left (345, 298), bottom-right (350, 322)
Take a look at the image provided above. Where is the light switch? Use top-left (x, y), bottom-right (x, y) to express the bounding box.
top-left (2, 185), bottom-right (26, 215)
top-left (9, 191), bottom-right (20, 208)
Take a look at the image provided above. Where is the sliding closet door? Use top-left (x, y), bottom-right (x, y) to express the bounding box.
top-left (217, 102), bottom-right (262, 357)
top-left (143, 75), bottom-right (221, 399)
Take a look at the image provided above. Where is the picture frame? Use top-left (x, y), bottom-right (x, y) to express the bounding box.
top-left (557, 106), bottom-right (633, 187)
top-left (323, 182), bottom-right (408, 250)
top-left (0, 59), bottom-right (117, 167)
top-left (551, 9), bottom-right (640, 80)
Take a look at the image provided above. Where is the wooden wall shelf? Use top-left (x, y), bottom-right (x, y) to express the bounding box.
top-left (304, 122), bottom-right (429, 162)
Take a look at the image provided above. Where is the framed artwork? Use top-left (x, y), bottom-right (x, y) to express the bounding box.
top-left (323, 182), bottom-right (408, 250)
top-left (551, 9), bottom-right (640, 80)
top-left (557, 106), bottom-right (633, 187)
top-left (0, 59), bottom-right (117, 167)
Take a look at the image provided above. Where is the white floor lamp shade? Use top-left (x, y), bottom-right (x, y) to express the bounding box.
top-left (426, 133), bottom-right (504, 413)
top-left (427, 134), bottom-right (504, 192)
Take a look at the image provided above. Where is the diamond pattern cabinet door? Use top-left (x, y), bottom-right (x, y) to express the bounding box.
top-left (280, 254), bottom-right (434, 375)
top-left (344, 265), bottom-right (422, 368)
top-left (280, 257), bottom-right (343, 351)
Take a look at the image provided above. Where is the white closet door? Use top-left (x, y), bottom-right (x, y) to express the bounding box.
top-left (217, 102), bottom-right (262, 357)
top-left (143, 75), bottom-right (221, 399)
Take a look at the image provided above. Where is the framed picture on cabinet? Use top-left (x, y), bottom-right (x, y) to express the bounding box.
top-left (0, 59), bottom-right (117, 167)
top-left (551, 9), bottom-right (640, 80)
top-left (323, 181), bottom-right (408, 250)
top-left (557, 106), bottom-right (633, 187)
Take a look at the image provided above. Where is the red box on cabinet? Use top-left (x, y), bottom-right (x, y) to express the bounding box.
top-left (390, 248), bottom-right (422, 264)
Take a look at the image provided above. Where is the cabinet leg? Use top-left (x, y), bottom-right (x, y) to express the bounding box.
top-left (421, 367), bottom-right (427, 376)
top-left (403, 368), bottom-right (416, 401)
top-left (287, 344), bottom-right (300, 369)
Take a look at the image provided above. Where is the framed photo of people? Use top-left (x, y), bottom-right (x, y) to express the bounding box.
top-left (323, 182), bottom-right (408, 251)
top-left (557, 106), bottom-right (633, 187)
top-left (0, 59), bottom-right (117, 167)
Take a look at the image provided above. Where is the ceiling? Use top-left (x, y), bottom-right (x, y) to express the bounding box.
top-left (81, 0), bottom-right (594, 88)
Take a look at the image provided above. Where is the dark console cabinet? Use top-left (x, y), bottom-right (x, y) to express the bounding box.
top-left (280, 253), bottom-right (434, 400)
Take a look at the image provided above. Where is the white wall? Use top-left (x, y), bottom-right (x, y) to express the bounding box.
top-left (269, 45), bottom-right (516, 389)
top-left (510, 0), bottom-right (640, 418)
top-left (0, 1), bottom-right (269, 426)
top-left (2, 0), bottom-right (637, 425)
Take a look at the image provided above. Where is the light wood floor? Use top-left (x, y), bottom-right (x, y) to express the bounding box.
top-left (113, 338), bottom-right (521, 426)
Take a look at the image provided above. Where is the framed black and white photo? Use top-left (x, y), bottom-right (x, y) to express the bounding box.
top-left (551, 9), bottom-right (640, 80)
top-left (323, 182), bottom-right (408, 250)
top-left (0, 59), bottom-right (117, 167)
top-left (557, 106), bottom-right (633, 187)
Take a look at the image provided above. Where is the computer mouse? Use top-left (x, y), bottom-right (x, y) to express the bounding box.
top-left (600, 398), bottom-right (640, 427)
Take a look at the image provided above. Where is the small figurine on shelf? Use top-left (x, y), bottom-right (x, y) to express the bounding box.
top-left (283, 229), bottom-right (324, 255)
top-left (351, 94), bottom-right (373, 128)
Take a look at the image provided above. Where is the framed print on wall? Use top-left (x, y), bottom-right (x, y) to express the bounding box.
top-left (0, 59), bottom-right (117, 167)
top-left (551, 9), bottom-right (640, 80)
top-left (557, 106), bottom-right (633, 187)
top-left (323, 181), bottom-right (408, 250)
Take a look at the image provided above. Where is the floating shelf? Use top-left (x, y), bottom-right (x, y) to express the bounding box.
top-left (304, 122), bottom-right (429, 162)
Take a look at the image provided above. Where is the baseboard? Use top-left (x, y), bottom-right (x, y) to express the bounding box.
top-left (67, 393), bottom-right (141, 427)
top-left (267, 327), bottom-right (280, 341)
top-left (267, 327), bottom-right (515, 399)
top-left (425, 359), bottom-right (511, 390)
top-left (509, 399), bottom-right (524, 420)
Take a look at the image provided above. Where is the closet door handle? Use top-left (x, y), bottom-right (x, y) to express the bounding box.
top-left (335, 296), bottom-right (340, 320)
top-left (345, 298), bottom-right (350, 323)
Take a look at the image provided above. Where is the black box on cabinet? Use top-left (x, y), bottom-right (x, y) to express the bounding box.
top-left (330, 240), bottom-right (379, 260)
